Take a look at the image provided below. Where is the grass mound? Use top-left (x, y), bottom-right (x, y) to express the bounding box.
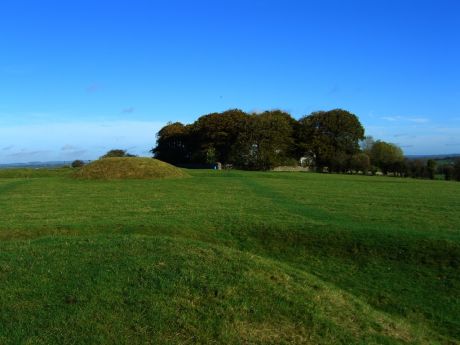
top-left (0, 235), bottom-right (438, 344)
top-left (74, 157), bottom-right (189, 180)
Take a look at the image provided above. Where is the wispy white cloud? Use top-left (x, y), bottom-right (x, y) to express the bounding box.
top-left (380, 116), bottom-right (429, 123)
top-left (408, 117), bottom-right (429, 124)
top-left (0, 120), bottom-right (164, 163)
top-left (363, 119), bottom-right (460, 155)
top-left (122, 107), bottom-right (135, 114)
top-left (61, 144), bottom-right (78, 151)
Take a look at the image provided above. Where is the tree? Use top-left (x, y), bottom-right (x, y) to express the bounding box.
top-left (152, 122), bottom-right (191, 164)
top-left (189, 109), bottom-right (249, 164)
top-left (349, 152), bottom-right (370, 174)
top-left (454, 159), bottom-right (460, 181)
top-left (360, 136), bottom-right (375, 155)
top-left (205, 146), bottom-right (217, 165)
top-left (426, 159), bottom-right (437, 180)
top-left (441, 164), bottom-right (454, 181)
top-left (71, 160), bottom-right (85, 168)
top-left (101, 149), bottom-right (136, 159)
top-left (369, 141), bottom-right (404, 175)
top-left (329, 151), bottom-right (349, 173)
top-left (297, 109), bottom-right (365, 170)
top-left (407, 159), bottom-right (424, 178)
top-left (231, 111), bottom-right (296, 170)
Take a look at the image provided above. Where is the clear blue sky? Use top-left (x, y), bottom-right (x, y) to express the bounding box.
top-left (1, 0), bottom-right (459, 163)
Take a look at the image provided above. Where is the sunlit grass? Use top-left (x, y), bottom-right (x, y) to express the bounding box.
top-left (0, 170), bottom-right (459, 344)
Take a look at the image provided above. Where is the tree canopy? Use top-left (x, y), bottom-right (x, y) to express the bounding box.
top-left (370, 141), bottom-right (404, 174)
top-left (152, 108), bottom-right (406, 173)
top-left (230, 111), bottom-right (296, 170)
top-left (101, 149), bottom-right (136, 159)
top-left (297, 109), bottom-right (365, 171)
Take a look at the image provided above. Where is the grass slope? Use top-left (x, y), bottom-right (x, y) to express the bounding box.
top-left (75, 157), bottom-right (189, 180)
top-left (0, 170), bottom-right (459, 344)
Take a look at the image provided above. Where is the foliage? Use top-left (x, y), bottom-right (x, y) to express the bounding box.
top-left (349, 152), bottom-right (370, 173)
top-left (101, 149), bottom-right (136, 159)
top-left (189, 109), bottom-right (249, 164)
top-left (71, 160), bottom-right (85, 168)
top-left (406, 159), bottom-right (425, 178)
top-left (441, 164), bottom-right (455, 180)
top-left (455, 159), bottom-right (460, 181)
top-left (426, 159), bottom-right (437, 179)
top-left (370, 141), bottom-right (404, 174)
top-left (153, 108), bottom-right (366, 171)
top-left (205, 146), bottom-right (217, 165)
top-left (151, 109), bottom-right (460, 179)
top-left (151, 122), bottom-right (191, 164)
top-left (360, 135), bottom-right (375, 155)
top-left (231, 111), bottom-right (296, 170)
top-left (297, 109), bottom-right (365, 170)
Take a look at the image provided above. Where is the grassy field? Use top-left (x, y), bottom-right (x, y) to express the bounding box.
top-left (0, 169), bottom-right (459, 344)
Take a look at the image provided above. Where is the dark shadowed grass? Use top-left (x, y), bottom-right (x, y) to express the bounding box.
top-left (0, 235), bottom-right (440, 345)
top-left (0, 170), bottom-right (459, 344)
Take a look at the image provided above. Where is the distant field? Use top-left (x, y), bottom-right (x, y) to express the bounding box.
top-left (0, 169), bottom-right (459, 344)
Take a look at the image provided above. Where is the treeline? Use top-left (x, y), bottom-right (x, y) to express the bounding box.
top-left (152, 108), bottom-right (460, 180)
top-left (405, 158), bottom-right (460, 181)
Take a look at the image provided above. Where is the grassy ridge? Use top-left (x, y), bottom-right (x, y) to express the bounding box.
top-left (0, 170), bottom-right (459, 343)
top-left (0, 235), bottom-right (438, 344)
top-left (75, 157), bottom-right (189, 179)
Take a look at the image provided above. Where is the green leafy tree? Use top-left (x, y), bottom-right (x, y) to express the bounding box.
top-left (205, 146), bottom-right (217, 165)
top-left (360, 136), bottom-right (375, 155)
top-left (297, 109), bottom-right (365, 170)
top-left (101, 149), bottom-right (136, 159)
top-left (426, 159), bottom-right (437, 180)
top-left (329, 152), bottom-right (349, 173)
top-left (231, 111), bottom-right (296, 170)
top-left (189, 109), bottom-right (249, 164)
top-left (350, 152), bottom-right (370, 174)
top-left (152, 122), bottom-right (191, 164)
top-left (442, 164), bottom-right (454, 180)
top-left (370, 141), bottom-right (404, 174)
top-left (407, 159), bottom-right (424, 178)
top-left (71, 160), bottom-right (85, 168)
top-left (454, 159), bottom-right (460, 181)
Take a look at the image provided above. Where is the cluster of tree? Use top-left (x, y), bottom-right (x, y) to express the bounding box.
top-left (71, 160), bottom-right (85, 168)
top-left (153, 108), bottom-right (405, 173)
top-left (152, 108), bottom-right (460, 181)
top-left (360, 150), bottom-right (460, 181)
top-left (434, 159), bottom-right (460, 181)
top-left (71, 150), bottom-right (137, 169)
top-left (100, 149), bottom-right (136, 158)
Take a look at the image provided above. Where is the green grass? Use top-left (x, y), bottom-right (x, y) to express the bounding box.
top-left (0, 170), bottom-right (459, 344)
top-left (0, 167), bottom-right (72, 178)
top-left (74, 157), bottom-right (189, 180)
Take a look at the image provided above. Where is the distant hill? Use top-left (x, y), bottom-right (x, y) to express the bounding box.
top-left (405, 154), bottom-right (460, 161)
top-left (0, 161), bottom-right (76, 169)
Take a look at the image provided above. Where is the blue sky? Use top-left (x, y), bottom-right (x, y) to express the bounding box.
top-left (1, 0), bottom-right (459, 163)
